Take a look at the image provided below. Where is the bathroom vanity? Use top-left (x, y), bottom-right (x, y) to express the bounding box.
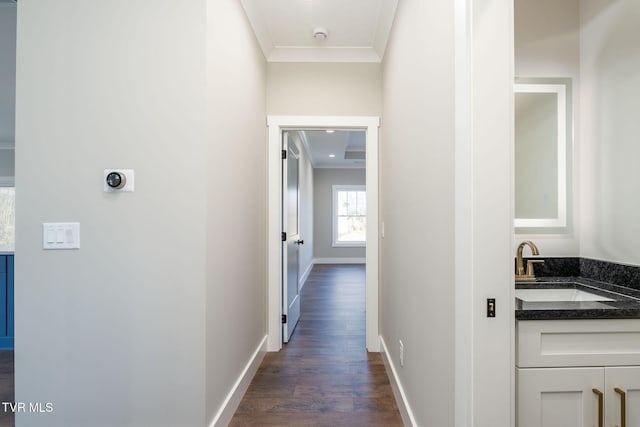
top-left (515, 278), bottom-right (640, 427)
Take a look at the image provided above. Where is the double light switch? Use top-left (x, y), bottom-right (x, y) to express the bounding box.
top-left (43, 223), bottom-right (80, 250)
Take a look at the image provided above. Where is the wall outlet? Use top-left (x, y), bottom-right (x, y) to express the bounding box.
top-left (399, 340), bottom-right (404, 367)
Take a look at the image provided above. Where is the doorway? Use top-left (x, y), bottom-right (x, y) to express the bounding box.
top-left (267, 116), bottom-right (380, 352)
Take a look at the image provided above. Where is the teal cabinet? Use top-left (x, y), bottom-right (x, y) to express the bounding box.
top-left (0, 255), bottom-right (13, 350)
top-left (7, 255), bottom-right (13, 343)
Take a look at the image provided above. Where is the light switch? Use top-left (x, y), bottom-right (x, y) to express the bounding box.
top-left (65, 228), bottom-right (74, 243)
top-left (43, 223), bottom-right (80, 250)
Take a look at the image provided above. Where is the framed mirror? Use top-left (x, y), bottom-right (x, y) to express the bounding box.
top-left (514, 78), bottom-right (572, 229)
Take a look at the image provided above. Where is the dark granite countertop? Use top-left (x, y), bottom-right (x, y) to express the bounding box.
top-left (515, 277), bottom-right (640, 320)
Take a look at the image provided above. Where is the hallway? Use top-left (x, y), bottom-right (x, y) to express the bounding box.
top-left (230, 264), bottom-right (403, 426)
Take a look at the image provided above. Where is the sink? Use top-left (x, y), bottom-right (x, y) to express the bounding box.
top-left (515, 288), bottom-right (615, 302)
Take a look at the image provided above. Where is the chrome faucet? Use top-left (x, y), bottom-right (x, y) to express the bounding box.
top-left (515, 240), bottom-right (545, 282)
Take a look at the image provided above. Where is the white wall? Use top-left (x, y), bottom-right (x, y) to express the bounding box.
top-left (0, 5), bottom-right (16, 146)
top-left (580, 0), bottom-right (640, 266)
top-left (515, 0), bottom-right (580, 78)
top-left (516, 0), bottom-right (640, 266)
top-left (205, 0), bottom-right (268, 425)
top-left (15, 2), bottom-right (207, 425)
top-left (313, 168), bottom-right (365, 261)
top-left (381, 0), bottom-right (513, 425)
top-left (469, 1), bottom-right (514, 425)
top-left (15, 1), bottom-right (268, 426)
top-left (381, 0), bottom-right (456, 424)
top-left (267, 63), bottom-right (382, 116)
top-left (514, 0), bottom-right (580, 255)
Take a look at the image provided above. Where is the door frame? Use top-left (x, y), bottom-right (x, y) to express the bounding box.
top-left (267, 115), bottom-right (380, 352)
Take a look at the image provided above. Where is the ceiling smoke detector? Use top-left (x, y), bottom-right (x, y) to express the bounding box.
top-left (313, 27), bottom-right (328, 40)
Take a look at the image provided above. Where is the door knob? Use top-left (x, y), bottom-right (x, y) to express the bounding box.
top-left (296, 240), bottom-right (304, 245)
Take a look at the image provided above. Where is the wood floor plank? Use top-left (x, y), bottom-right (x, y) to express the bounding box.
top-left (0, 350), bottom-right (14, 427)
top-left (229, 264), bottom-right (403, 426)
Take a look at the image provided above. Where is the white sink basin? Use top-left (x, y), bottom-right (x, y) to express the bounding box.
top-left (515, 288), bottom-right (615, 302)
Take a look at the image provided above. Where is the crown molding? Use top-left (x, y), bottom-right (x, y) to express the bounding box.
top-left (268, 47), bottom-right (381, 63)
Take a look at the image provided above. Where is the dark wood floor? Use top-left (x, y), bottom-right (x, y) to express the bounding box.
top-left (0, 350), bottom-right (14, 427)
top-left (230, 264), bottom-right (403, 427)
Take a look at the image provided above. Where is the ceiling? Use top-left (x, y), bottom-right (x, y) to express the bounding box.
top-left (240, 0), bottom-right (398, 62)
top-left (298, 130), bottom-right (366, 169)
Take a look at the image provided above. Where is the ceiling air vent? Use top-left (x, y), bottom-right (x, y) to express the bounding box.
top-left (344, 151), bottom-right (365, 160)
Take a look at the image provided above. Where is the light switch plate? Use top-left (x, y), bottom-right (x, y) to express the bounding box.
top-left (43, 223), bottom-right (80, 250)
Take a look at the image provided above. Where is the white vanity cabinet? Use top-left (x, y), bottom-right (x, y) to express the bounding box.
top-left (516, 319), bottom-right (640, 427)
top-left (605, 367), bottom-right (640, 427)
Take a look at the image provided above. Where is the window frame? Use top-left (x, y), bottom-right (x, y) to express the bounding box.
top-left (332, 184), bottom-right (366, 248)
top-left (0, 177), bottom-right (15, 253)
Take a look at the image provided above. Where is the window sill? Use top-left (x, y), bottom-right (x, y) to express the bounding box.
top-left (332, 242), bottom-right (366, 248)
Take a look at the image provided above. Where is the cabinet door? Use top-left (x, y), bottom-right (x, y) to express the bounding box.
top-left (518, 367), bottom-right (604, 427)
top-left (6, 255), bottom-right (12, 339)
top-left (606, 366), bottom-right (640, 427)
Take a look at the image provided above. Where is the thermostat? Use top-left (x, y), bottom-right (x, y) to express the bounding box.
top-left (104, 169), bottom-right (134, 192)
top-left (106, 171), bottom-right (126, 189)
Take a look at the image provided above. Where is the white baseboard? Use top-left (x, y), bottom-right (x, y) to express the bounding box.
top-left (299, 262), bottom-right (313, 291)
top-left (209, 335), bottom-right (267, 427)
top-left (379, 336), bottom-right (418, 427)
top-left (313, 257), bottom-right (366, 264)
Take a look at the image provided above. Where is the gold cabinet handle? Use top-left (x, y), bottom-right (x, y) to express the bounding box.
top-left (593, 388), bottom-right (603, 427)
top-left (614, 387), bottom-right (626, 427)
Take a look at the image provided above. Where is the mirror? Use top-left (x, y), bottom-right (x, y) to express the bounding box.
top-left (514, 78), bottom-right (571, 229)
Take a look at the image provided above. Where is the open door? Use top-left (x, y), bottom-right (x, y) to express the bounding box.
top-left (282, 132), bottom-right (301, 342)
top-left (267, 116), bottom-right (379, 352)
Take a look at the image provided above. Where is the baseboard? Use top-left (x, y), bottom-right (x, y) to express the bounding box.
top-left (299, 262), bottom-right (313, 291)
top-left (209, 335), bottom-right (267, 427)
top-left (379, 336), bottom-right (418, 427)
top-left (313, 257), bottom-right (366, 264)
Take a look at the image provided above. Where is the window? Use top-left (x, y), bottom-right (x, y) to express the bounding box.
top-left (0, 186), bottom-right (15, 252)
top-left (332, 185), bottom-right (366, 247)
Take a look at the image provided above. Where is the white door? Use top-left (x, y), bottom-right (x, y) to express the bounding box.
top-left (517, 367), bottom-right (604, 427)
top-left (606, 366), bottom-right (640, 427)
top-left (282, 132), bottom-right (301, 342)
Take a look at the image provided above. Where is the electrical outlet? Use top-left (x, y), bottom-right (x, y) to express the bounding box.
top-left (399, 340), bottom-right (404, 367)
